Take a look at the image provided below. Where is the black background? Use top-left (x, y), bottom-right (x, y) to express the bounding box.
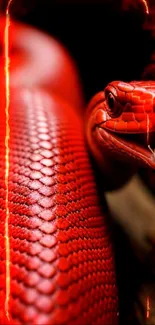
top-left (5, 2), bottom-right (154, 102)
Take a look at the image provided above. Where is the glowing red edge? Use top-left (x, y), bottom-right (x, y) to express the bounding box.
top-left (4, 0), bottom-right (12, 321)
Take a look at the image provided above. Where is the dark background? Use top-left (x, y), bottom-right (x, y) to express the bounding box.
top-left (2, 1), bottom-right (154, 102)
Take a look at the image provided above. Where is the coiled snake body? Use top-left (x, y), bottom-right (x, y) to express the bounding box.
top-left (0, 18), bottom-right (118, 325)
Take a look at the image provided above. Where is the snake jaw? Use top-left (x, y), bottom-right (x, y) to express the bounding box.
top-left (95, 125), bottom-right (155, 169)
top-left (93, 109), bottom-right (155, 168)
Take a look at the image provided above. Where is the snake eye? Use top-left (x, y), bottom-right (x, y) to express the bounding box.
top-left (105, 91), bottom-right (122, 118)
top-left (107, 92), bottom-right (115, 110)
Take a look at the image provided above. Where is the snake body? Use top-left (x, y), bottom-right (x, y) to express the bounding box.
top-left (0, 18), bottom-right (118, 324)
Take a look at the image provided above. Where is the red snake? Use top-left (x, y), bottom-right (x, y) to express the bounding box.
top-left (0, 4), bottom-right (154, 324)
top-left (0, 18), bottom-right (118, 325)
top-left (86, 80), bottom-right (155, 190)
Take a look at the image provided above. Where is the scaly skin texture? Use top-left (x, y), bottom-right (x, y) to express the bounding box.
top-left (86, 80), bottom-right (155, 189)
top-left (0, 17), bottom-right (118, 325)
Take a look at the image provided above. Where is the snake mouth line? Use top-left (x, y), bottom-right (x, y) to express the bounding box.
top-left (97, 127), bottom-right (155, 169)
top-left (113, 131), bottom-right (155, 151)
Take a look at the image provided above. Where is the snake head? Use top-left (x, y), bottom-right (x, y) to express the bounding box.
top-left (86, 80), bottom-right (155, 174)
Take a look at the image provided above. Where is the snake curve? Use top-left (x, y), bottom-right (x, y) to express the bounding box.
top-left (0, 17), bottom-right (118, 325)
